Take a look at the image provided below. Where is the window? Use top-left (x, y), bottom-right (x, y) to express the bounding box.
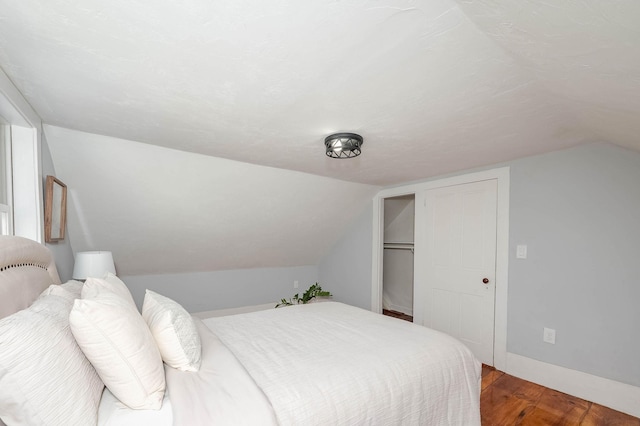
top-left (0, 122), bottom-right (13, 235)
top-left (0, 73), bottom-right (42, 242)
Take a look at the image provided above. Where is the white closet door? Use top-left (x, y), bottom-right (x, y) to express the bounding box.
top-left (421, 179), bottom-right (497, 365)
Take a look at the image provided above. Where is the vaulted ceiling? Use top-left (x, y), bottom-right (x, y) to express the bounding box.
top-left (2, 1), bottom-right (639, 186)
top-left (2, 1), bottom-right (639, 276)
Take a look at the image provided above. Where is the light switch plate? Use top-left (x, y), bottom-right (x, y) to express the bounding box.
top-left (543, 327), bottom-right (556, 344)
top-left (516, 244), bottom-right (527, 259)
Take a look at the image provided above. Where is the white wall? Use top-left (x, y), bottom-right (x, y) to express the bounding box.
top-left (382, 196), bottom-right (414, 315)
top-left (44, 125), bottom-right (379, 276)
top-left (121, 265), bottom-right (318, 313)
top-left (382, 250), bottom-right (413, 315)
top-left (41, 133), bottom-right (74, 281)
top-left (43, 125), bottom-right (380, 312)
top-left (383, 197), bottom-right (415, 242)
top-left (318, 203), bottom-right (373, 310)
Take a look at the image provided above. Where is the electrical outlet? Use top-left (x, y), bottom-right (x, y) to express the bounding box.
top-left (293, 280), bottom-right (299, 289)
top-left (543, 327), bottom-right (556, 344)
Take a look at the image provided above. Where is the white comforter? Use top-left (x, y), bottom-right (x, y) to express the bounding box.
top-left (100, 317), bottom-right (276, 426)
top-left (100, 302), bottom-right (481, 425)
top-left (204, 302), bottom-right (481, 425)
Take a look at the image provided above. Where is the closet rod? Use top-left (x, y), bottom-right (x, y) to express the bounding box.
top-left (383, 245), bottom-right (414, 253)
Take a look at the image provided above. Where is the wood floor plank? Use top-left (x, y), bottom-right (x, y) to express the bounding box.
top-left (482, 365), bottom-right (505, 391)
top-left (481, 390), bottom-right (522, 425)
top-left (481, 373), bottom-right (541, 425)
top-left (580, 402), bottom-right (640, 426)
top-left (521, 388), bottom-right (589, 425)
top-left (489, 373), bottom-right (546, 403)
top-left (382, 309), bottom-right (413, 322)
top-left (481, 385), bottom-right (535, 426)
top-left (480, 369), bottom-right (640, 426)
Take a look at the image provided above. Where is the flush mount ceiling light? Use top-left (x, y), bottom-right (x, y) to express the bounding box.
top-left (324, 133), bottom-right (364, 159)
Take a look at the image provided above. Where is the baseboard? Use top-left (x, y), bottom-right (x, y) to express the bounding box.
top-left (506, 352), bottom-right (640, 418)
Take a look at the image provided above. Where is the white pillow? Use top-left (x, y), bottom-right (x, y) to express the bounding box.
top-left (42, 280), bottom-right (84, 299)
top-left (70, 290), bottom-right (165, 410)
top-left (142, 290), bottom-right (202, 372)
top-left (0, 292), bottom-right (104, 426)
top-left (82, 273), bottom-right (136, 308)
top-left (60, 279), bottom-right (84, 297)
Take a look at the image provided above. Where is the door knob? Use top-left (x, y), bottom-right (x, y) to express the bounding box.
top-left (482, 278), bottom-right (489, 284)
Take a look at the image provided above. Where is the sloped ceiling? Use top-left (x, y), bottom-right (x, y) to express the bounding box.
top-left (44, 125), bottom-right (378, 275)
top-left (456, 1), bottom-right (640, 154)
top-left (2, 1), bottom-right (640, 276)
top-left (2, 1), bottom-right (639, 186)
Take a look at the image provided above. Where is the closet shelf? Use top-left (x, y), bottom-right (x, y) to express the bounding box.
top-left (383, 242), bottom-right (414, 252)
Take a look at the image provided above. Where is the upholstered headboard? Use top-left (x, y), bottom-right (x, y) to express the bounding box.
top-left (0, 236), bottom-right (61, 319)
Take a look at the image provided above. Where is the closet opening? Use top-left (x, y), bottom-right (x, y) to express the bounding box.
top-left (382, 194), bottom-right (415, 323)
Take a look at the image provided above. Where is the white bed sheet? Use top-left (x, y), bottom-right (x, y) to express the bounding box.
top-left (98, 387), bottom-right (173, 426)
top-left (204, 302), bottom-right (482, 426)
top-left (165, 319), bottom-right (276, 426)
top-left (98, 318), bottom-right (276, 426)
top-left (99, 302), bottom-right (481, 426)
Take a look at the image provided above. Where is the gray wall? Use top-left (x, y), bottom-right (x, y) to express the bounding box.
top-left (41, 133), bottom-right (75, 281)
top-left (363, 142), bottom-right (640, 387)
top-left (507, 143), bottom-right (640, 387)
top-left (318, 202), bottom-right (373, 310)
top-left (121, 265), bottom-right (318, 313)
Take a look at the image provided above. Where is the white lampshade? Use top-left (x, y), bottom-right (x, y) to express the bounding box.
top-left (72, 251), bottom-right (116, 280)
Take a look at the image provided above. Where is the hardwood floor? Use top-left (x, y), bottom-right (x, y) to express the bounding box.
top-left (481, 365), bottom-right (640, 425)
top-left (382, 310), bottom-right (639, 424)
top-left (382, 309), bottom-right (413, 322)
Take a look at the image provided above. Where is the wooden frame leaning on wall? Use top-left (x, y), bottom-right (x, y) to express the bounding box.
top-left (44, 175), bottom-right (67, 242)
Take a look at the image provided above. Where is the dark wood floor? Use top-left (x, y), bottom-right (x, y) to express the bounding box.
top-left (382, 309), bottom-right (413, 322)
top-left (381, 311), bottom-right (639, 425)
top-left (481, 365), bottom-right (640, 425)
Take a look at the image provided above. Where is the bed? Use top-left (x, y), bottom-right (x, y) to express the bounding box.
top-left (0, 236), bottom-right (481, 425)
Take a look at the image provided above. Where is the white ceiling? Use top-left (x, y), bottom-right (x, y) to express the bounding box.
top-left (2, 1), bottom-right (639, 186)
top-left (3, 1), bottom-right (640, 277)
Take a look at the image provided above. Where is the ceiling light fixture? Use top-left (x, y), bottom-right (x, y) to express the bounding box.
top-left (324, 133), bottom-right (364, 159)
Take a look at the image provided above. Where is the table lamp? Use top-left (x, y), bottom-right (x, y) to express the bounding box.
top-left (72, 251), bottom-right (116, 280)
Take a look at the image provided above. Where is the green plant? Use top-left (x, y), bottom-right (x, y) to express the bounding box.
top-left (275, 283), bottom-right (332, 308)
